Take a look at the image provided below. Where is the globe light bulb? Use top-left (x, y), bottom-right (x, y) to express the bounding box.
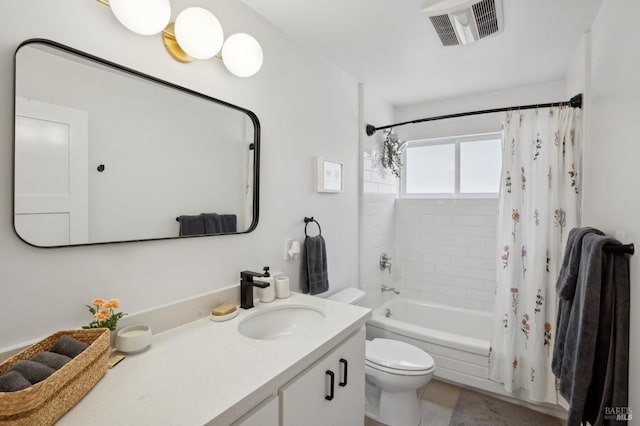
top-left (174, 7), bottom-right (224, 60)
top-left (109, 0), bottom-right (171, 36)
top-left (222, 33), bottom-right (264, 78)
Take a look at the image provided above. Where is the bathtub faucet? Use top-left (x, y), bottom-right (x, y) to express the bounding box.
top-left (379, 253), bottom-right (392, 273)
top-left (381, 284), bottom-right (400, 295)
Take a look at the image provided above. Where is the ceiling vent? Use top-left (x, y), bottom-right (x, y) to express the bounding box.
top-left (421, 0), bottom-right (504, 47)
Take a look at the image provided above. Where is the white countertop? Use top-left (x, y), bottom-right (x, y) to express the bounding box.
top-left (57, 293), bottom-right (371, 426)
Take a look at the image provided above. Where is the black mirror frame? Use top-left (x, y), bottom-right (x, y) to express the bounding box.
top-left (13, 39), bottom-right (260, 248)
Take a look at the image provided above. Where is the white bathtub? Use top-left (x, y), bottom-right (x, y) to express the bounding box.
top-left (366, 298), bottom-right (497, 394)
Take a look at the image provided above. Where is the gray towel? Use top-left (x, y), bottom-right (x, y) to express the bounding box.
top-left (9, 360), bottom-right (55, 384)
top-left (31, 351), bottom-right (72, 370)
top-left (220, 214), bottom-right (237, 233)
top-left (552, 232), bottom-right (627, 426)
top-left (50, 335), bottom-right (88, 358)
top-left (0, 370), bottom-right (32, 392)
top-left (553, 227), bottom-right (603, 377)
top-left (587, 241), bottom-right (630, 425)
top-left (301, 235), bottom-right (329, 295)
top-left (556, 227), bottom-right (604, 299)
top-left (179, 214), bottom-right (205, 236)
top-left (203, 213), bottom-right (237, 234)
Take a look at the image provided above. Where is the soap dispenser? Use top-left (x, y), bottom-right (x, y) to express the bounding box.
top-left (259, 266), bottom-right (275, 303)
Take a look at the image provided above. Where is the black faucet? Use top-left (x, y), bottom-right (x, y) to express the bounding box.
top-left (240, 267), bottom-right (271, 309)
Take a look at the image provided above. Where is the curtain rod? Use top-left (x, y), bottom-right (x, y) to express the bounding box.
top-left (365, 93), bottom-right (583, 137)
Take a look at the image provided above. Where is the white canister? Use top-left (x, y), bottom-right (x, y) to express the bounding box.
top-left (259, 276), bottom-right (275, 303)
top-left (275, 276), bottom-right (290, 299)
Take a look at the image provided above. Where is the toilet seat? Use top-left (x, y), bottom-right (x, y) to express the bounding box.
top-left (366, 359), bottom-right (435, 376)
top-left (365, 338), bottom-right (435, 375)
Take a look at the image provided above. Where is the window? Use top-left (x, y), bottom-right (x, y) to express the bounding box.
top-left (402, 132), bottom-right (502, 198)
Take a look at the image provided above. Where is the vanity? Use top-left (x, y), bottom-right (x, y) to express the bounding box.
top-left (55, 292), bottom-right (370, 426)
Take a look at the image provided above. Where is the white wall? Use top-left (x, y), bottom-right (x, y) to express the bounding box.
top-left (395, 80), bottom-right (567, 142)
top-left (359, 85), bottom-right (396, 307)
top-left (0, 0), bottom-right (359, 349)
top-left (582, 0), bottom-right (639, 416)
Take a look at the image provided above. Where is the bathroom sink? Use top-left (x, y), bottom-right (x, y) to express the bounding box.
top-left (238, 305), bottom-right (325, 340)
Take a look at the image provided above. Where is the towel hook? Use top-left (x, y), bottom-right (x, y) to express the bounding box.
top-left (304, 217), bottom-right (322, 236)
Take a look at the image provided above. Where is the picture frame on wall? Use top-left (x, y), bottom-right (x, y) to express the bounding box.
top-left (316, 157), bottom-right (343, 193)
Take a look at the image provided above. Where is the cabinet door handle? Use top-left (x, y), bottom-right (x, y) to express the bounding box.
top-left (339, 358), bottom-right (348, 387)
top-left (325, 370), bottom-right (335, 401)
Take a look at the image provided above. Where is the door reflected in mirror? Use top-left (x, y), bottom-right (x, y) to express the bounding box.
top-left (13, 40), bottom-right (259, 247)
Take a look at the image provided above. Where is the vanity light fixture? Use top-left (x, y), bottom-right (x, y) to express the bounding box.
top-left (97, 0), bottom-right (264, 77)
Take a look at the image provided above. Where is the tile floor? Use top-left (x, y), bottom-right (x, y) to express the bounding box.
top-left (364, 380), bottom-right (565, 426)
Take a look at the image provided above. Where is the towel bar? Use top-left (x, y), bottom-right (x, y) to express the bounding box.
top-left (604, 243), bottom-right (634, 255)
top-left (304, 217), bottom-right (322, 236)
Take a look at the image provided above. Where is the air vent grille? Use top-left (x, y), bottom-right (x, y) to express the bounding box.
top-left (429, 14), bottom-right (459, 46)
top-left (472, 0), bottom-right (499, 39)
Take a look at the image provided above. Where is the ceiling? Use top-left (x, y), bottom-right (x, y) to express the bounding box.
top-left (240, 0), bottom-right (603, 106)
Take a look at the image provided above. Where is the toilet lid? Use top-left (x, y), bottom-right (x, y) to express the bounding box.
top-left (366, 339), bottom-right (434, 372)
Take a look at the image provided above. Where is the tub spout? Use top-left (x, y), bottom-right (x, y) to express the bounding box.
top-left (381, 285), bottom-right (400, 295)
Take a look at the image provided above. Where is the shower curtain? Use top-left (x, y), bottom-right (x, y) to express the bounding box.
top-left (489, 106), bottom-right (582, 403)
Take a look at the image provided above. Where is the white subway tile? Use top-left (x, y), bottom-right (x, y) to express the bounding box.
top-left (466, 289), bottom-right (495, 302)
top-left (451, 215), bottom-right (486, 226)
top-left (466, 226), bottom-right (497, 237)
top-left (363, 181), bottom-right (378, 193)
top-left (450, 256), bottom-right (486, 268)
top-left (435, 264), bottom-right (467, 277)
top-left (435, 285), bottom-right (466, 297)
top-left (423, 214), bottom-right (453, 226)
top-left (466, 268), bottom-right (497, 281)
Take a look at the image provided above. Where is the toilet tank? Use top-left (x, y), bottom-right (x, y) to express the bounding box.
top-left (327, 287), bottom-right (366, 305)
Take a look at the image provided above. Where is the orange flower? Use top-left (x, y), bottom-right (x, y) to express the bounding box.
top-left (104, 298), bottom-right (120, 309)
top-left (545, 322), bottom-right (552, 332)
top-left (94, 309), bottom-right (111, 320)
top-left (92, 298), bottom-right (106, 307)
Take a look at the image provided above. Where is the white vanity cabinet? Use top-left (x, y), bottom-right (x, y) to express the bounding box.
top-left (231, 394), bottom-right (279, 426)
top-left (280, 327), bottom-right (366, 426)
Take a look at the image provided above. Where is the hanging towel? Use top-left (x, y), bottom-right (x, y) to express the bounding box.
top-left (220, 214), bottom-right (237, 233)
top-left (552, 230), bottom-right (630, 426)
top-left (553, 227), bottom-right (603, 375)
top-left (179, 214), bottom-right (205, 236)
top-left (203, 213), bottom-right (237, 234)
top-left (301, 234), bottom-right (329, 295)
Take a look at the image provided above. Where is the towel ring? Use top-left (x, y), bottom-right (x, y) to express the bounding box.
top-left (304, 217), bottom-right (322, 236)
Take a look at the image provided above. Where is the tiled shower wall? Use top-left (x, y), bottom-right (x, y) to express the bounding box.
top-left (394, 199), bottom-right (498, 312)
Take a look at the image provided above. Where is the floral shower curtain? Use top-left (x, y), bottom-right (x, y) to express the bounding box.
top-left (488, 106), bottom-right (582, 403)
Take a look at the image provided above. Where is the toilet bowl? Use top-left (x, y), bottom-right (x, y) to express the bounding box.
top-left (327, 288), bottom-right (436, 426)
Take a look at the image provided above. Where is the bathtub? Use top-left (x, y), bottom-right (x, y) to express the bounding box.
top-left (366, 298), bottom-right (499, 394)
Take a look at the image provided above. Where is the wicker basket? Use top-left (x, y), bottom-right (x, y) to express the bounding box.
top-left (0, 328), bottom-right (110, 425)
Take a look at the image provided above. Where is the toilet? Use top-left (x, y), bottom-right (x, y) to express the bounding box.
top-left (327, 288), bottom-right (435, 426)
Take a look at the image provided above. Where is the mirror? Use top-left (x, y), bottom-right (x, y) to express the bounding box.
top-left (13, 40), bottom-right (260, 247)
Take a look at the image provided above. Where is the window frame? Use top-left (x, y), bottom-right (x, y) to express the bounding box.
top-left (400, 131), bottom-right (502, 199)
